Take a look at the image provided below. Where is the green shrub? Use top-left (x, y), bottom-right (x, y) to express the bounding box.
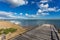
top-left (3, 29), bottom-right (10, 34)
top-left (0, 28), bottom-right (17, 35)
top-left (0, 32), bottom-right (2, 35)
top-left (8, 28), bottom-right (17, 33)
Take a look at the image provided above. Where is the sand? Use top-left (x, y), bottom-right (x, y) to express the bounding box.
top-left (0, 21), bottom-right (27, 40)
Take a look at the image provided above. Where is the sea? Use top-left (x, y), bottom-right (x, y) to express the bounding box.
top-left (1, 19), bottom-right (60, 29)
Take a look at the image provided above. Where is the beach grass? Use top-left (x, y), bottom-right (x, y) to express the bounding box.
top-left (0, 21), bottom-right (27, 40)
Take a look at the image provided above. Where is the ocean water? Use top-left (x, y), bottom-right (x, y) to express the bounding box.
top-left (2, 19), bottom-right (60, 29)
top-left (20, 20), bottom-right (60, 29)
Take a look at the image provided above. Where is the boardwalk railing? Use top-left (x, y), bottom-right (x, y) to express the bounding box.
top-left (50, 25), bottom-right (60, 40)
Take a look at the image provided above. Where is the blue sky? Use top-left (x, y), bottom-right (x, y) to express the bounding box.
top-left (0, 0), bottom-right (60, 19)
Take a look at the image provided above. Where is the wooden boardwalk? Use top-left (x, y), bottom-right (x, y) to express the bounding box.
top-left (10, 24), bottom-right (60, 40)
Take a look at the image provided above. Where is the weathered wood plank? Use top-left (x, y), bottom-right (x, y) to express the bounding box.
top-left (10, 24), bottom-right (60, 40)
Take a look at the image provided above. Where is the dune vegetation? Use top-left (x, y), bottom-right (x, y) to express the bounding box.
top-left (0, 28), bottom-right (17, 35)
top-left (0, 21), bottom-right (27, 40)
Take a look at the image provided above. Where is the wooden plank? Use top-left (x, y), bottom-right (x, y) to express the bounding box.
top-left (11, 24), bottom-right (60, 40)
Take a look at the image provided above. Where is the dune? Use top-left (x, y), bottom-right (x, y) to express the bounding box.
top-left (0, 21), bottom-right (27, 40)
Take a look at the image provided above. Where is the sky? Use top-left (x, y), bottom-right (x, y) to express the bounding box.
top-left (0, 0), bottom-right (60, 19)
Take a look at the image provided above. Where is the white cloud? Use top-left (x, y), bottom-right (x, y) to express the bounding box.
top-left (30, 15), bottom-right (36, 17)
top-left (20, 13), bottom-right (23, 16)
top-left (0, 11), bottom-right (38, 19)
top-left (0, 11), bottom-right (20, 19)
top-left (40, 0), bottom-right (48, 3)
top-left (0, 11), bottom-right (13, 16)
top-left (39, 4), bottom-right (49, 9)
top-left (1, 0), bottom-right (28, 7)
top-left (42, 7), bottom-right (56, 12)
top-left (38, 9), bottom-right (42, 13)
top-left (8, 0), bottom-right (28, 7)
top-left (24, 13), bottom-right (37, 18)
top-left (43, 4), bottom-right (49, 8)
top-left (14, 13), bottom-right (17, 15)
top-left (25, 13), bottom-right (29, 16)
top-left (37, 9), bottom-right (49, 16)
top-left (48, 7), bottom-right (56, 11)
top-left (40, 0), bottom-right (52, 3)
top-left (37, 0), bottom-right (60, 16)
top-left (27, 15), bottom-right (37, 18)
top-left (41, 13), bottom-right (49, 16)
